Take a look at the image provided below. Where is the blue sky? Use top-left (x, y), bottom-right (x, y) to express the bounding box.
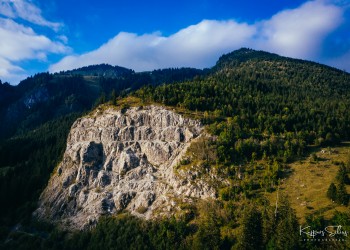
top-left (0, 0), bottom-right (350, 84)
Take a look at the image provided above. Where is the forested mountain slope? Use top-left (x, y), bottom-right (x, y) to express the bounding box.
top-left (137, 48), bottom-right (350, 163)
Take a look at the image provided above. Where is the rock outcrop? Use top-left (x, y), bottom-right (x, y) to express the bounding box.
top-left (34, 105), bottom-right (216, 229)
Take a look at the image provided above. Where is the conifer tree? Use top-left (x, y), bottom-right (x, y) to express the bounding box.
top-left (110, 89), bottom-right (117, 106)
top-left (327, 182), bottom-right (337, 201)
top-left (336, 163), bottom-right (349, 184)
top-left (337, 182), bottom-right (349, 205)
top-left (274, 197), bottom-right (300, 250)
top-left (239, 206), bottom-right (263, 250)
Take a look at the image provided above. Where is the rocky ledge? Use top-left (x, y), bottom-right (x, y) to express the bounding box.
top-left (34, 105), bottom-right (216, 229)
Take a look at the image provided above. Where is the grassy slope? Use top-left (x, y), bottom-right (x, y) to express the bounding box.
top-left (266, 143), bottom-right (350, 224)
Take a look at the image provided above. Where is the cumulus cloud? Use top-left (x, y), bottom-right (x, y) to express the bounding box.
top-left (255, 0), bottom-right (343, 59)
top-left (0, 0), bottom-right (69, 84)
top-left (50, 20), bottom-right (256, 72)
top-left (50, 0), bottom-right (346, 73)
top-left (160, 20), bottom-right (255, 68)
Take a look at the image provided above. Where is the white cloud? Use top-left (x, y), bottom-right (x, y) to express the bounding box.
top-left (50, 0), bottom-right (346, 73)
top-left (160, 20), bottom-right (255, 68)
top-left (0, 57), bottom-right (27, 84)
top-left (0, 1), bottom-right (69, 84)
top-left (0, 18), bottom-right (68, 61)
top-left (0, 0), bottom-right (62, 31)
top-left (50, 20), bottom-right (256, 72)
top-left (0, 18), bottom-right (69, 83)
top-left (255, 0), bottom-right (343, 60)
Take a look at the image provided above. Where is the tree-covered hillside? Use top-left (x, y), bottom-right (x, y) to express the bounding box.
top-left (137, 48), bottom-right (350, 163)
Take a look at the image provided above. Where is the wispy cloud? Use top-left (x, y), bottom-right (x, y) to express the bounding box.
top-left (0, 18), bottom-right (68, 61)
top-left (0, 0), bottom-right (69, 84)
top-left (0, 0), bottom-right (62, 31)
top-left (50, 0), bottom-right (347, 73)
top-left (0, 57), bottom-right (25, 84)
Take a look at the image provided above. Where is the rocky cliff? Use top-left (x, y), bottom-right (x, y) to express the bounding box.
top-left (34, 105), bottom-right (216, 229)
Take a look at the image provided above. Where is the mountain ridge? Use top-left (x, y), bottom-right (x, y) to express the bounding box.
top-left (1, 47), bottom-right (349, 141)
top-left (216, 48), bottom-right (347, 74)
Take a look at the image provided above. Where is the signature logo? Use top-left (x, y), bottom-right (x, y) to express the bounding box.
top-left (300, 225), bottom-right (348, 238)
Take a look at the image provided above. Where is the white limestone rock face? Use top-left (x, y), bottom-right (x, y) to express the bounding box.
top-left (34, 106), bottom-right (216, 230)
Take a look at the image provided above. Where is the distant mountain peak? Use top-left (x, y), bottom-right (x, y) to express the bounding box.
top-left (215, 48), bottom-right (281, 68)
top-left (214, 48), bottom-right (346, 75)
top-left (61, 64), bottom-right (134, 78)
